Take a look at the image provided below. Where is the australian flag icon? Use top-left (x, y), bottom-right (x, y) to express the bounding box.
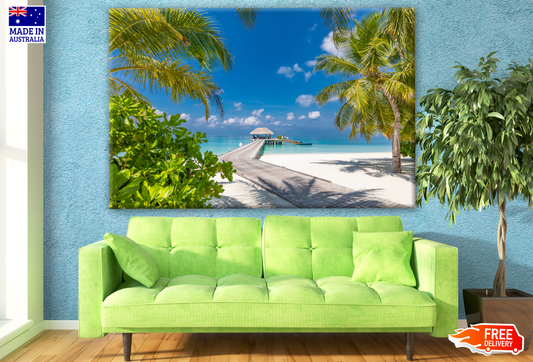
top-left (9, 6), bottom-right (45, 26)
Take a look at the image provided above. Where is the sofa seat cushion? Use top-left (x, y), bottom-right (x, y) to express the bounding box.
top-left (101, 274), bottom-right (436, 329)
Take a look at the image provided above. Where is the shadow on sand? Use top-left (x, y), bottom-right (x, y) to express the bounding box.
top-left (312, 157), bottom-right (415, 182)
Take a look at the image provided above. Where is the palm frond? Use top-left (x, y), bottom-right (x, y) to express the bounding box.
top-left (109, 76), bottom-right (152, 105)
top-left (383, 8), bottom-right (415, 59)
top-left (109, 8), bottom-right (233, 118)
top-left (314, 80), bottom-right (356, 106)
top-left (313, 54), bottom-right (361, 77)
top-left (320, 8), bottom-right (355, 31)
top-left (382, 77), bottom-right (415, 106)
top-left (236, 8), bottom-right (262, 30)
top-left (110, 55), bottom-right (221, 118)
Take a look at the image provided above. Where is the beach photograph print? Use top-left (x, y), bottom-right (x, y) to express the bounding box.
top-left (109, 8), bottom-right (415, 209)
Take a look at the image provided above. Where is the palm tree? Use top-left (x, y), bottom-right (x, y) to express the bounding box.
top-left (314, 11), bottom-right (414, 173)
top-left (109, 8), bottom-right (234, 119)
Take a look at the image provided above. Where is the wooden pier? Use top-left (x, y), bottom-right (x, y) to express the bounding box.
top-left (262, 138), bottom-right (312, 145)
top-left (219, 140), bottom-right (405, 208)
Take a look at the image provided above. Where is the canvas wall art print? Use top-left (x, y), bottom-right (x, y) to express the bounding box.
top-left (109, 7), bottom-right (415, 209)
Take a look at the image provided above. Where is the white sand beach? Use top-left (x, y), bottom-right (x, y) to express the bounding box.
top-left (210, 152), bottom-right (415, 208)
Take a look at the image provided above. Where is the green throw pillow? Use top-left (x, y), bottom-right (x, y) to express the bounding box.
top-left (351, 231), bottom-right (416, 286)
top-left (104, 233), bottom-right (160, 288)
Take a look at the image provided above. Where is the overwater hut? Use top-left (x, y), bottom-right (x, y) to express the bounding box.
top-left (250, 127), bottom-right (274, 140)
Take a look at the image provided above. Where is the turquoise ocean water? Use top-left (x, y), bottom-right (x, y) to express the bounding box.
top-left (201, 135), bottom-right (393, 156)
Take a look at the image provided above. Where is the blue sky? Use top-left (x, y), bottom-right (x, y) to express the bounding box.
top-left (144, 8), bottom-right (382, 138)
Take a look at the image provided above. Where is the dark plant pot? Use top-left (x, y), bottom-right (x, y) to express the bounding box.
top-left (463, 288), bottom-right (533, 349)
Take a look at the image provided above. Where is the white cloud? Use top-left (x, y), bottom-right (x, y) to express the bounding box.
top-left (321, 31), bottom-right (343, 57)
top-left (222, 116), bottom-right (260, 126)
top-left (328, 96), bottom-right (340, 103)
top-left (243, 116), bottom-right (260, 126)
top-left (277, 63), bottom-right (304, 78)
top-left (251, 108), bottom-right (264, 116)
top-left (298, 115), bottom-right (306, 120)
top-left (286, 112), bottom-right (295, 121)
top-left (180, 113), bottom-right (191, 121)
top-left (309, 23), bottom-right (318, 31)
top-left (308, 111), bottom-right (321, 119)
top-left (271, 121), bottom-right (281, 126)
top-left (196, 115), bottom-right (219, 123)
top-left (295, 94), bottom-right (315, 107)
top-left (277, 66), bottom-right (295, 78)
top-left (304, 71), bottom-right (313, 82)
top-left (234, 102), bottom-right (242, 111)
top-left (265, 115), bottom-right (272, 120)
top-left (223, 117), bottom-right (241, 125)
top-left (216, 89), bottom-right (225, 94)
top-left (283, 124), bottom-right (292, 127)
top-left (154, 109), bottom-right (165, 115)
top-left (305, 60), bottom-right (317, 67)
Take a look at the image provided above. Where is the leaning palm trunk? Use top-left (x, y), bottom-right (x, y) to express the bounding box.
top-left (379, 85), bottom-right (402, 173)
top-left (493, 183), bottom-right (507, 297)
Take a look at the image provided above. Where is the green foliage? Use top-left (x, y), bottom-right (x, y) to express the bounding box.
top-left (109, 95), bottom-right (235, 209)
top-left (236, 8), bottom-right (262, 30)
top-left (400, 141), bottom-right (415, 158)
top-left (416, 53), bottom-right (533, 224)
top-left (320, 8), bottom-right (355, 32)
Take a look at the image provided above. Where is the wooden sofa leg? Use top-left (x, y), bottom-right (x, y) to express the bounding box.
top-left (406, 332), bottom-right (414, 361)
top-left (123, 333), bottom-right (132, 361)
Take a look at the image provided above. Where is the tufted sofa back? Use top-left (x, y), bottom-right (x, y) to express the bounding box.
top-left (127, 217), bottom-right (262, 279)
top-left (262, 215), bottom-right (403, 279)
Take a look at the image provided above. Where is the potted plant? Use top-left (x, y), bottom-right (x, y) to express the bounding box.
top-left (416, 53), bottom-right (533, 347)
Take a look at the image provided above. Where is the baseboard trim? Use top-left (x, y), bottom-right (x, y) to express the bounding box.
top-left (0, 321), bottom-right (45, 360)
top-left (44, 320), bottom-right (79, 330)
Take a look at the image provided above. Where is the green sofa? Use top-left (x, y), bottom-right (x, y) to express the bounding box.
top-left (79, 216), bottom-right (458, 361)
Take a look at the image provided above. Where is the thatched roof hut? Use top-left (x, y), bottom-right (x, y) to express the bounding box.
top-left (250, 127), bottom-right (274, 139)
top-left (250, 127), bottom-right (274, 135)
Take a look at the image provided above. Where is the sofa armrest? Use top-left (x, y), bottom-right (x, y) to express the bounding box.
top-left (78, 240), bottom-right (123, 338)
top-left (412, 237), bottom-right (458, 338)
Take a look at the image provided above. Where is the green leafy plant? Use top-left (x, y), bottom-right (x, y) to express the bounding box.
top-left (416, 53), bottom-right (533, 297)
top-left (400, 141), bottom-right (415, 158)
top-left (109, 95), bottom-right (235, 209)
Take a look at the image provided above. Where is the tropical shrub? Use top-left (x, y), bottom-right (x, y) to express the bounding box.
top-left (400, 141), bottom-right (415, 158)
top-left (109, 95), bottom-right (235, 209)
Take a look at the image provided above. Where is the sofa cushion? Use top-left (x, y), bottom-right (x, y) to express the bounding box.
top-left (126, 217), bottom-right (262, 279)
top-left (101, 274), bottom-right (435, 329)
top-left (103, 233), bottom-right (160, 288)
top-left (263, 216), bottom-right (403, 280)
top-left (352, 231), bottom-right (416, 287)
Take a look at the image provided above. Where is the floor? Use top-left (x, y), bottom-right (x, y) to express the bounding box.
top-left (3, 331), bottom-right (532, 362)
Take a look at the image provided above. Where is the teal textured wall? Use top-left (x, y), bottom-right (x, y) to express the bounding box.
top-left (43, 0), bottom-right (533, 320)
